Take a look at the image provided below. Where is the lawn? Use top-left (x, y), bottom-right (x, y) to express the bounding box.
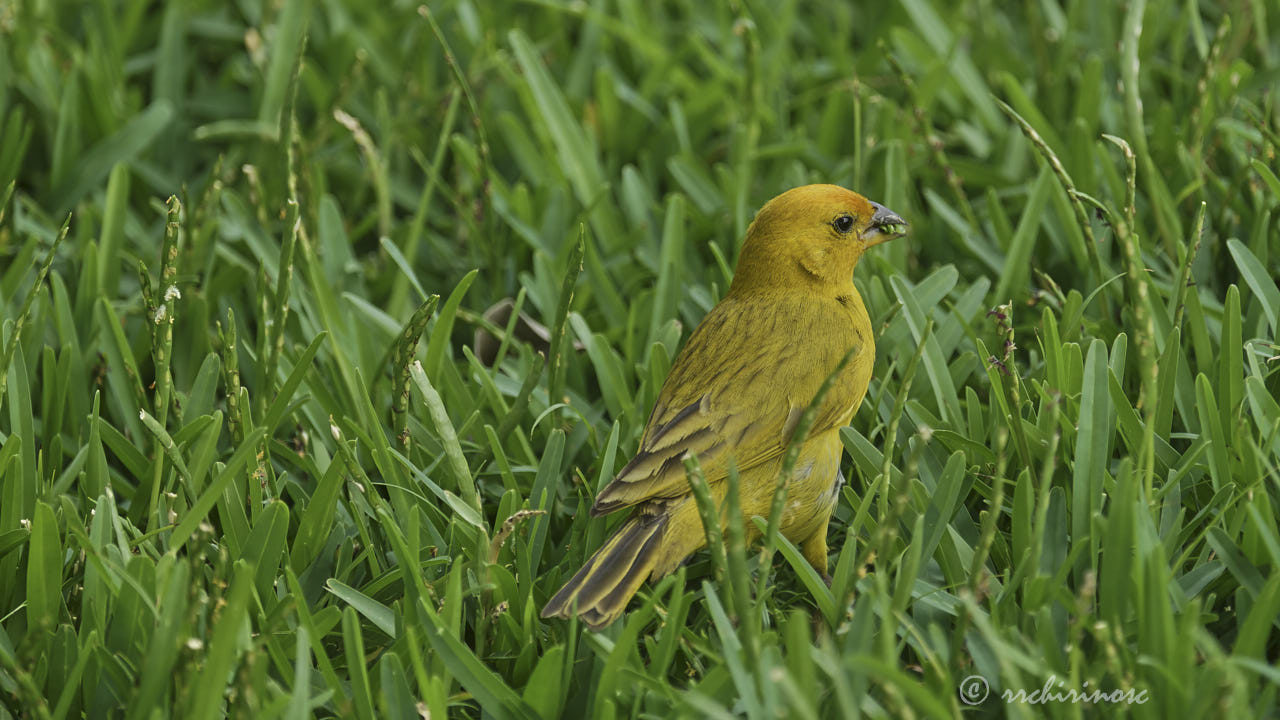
top-left (1, 0), bottom-right (1278, 717)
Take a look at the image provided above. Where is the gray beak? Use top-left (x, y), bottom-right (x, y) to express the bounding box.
top-left (865, 201), bottom-right (909, 246)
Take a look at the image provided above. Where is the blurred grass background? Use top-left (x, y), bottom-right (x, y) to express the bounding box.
top-left (1, 0), bottom-right (1279, 717)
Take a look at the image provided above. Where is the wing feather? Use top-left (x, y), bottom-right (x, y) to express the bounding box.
top-left (591, 293), bottom-right (870, 516)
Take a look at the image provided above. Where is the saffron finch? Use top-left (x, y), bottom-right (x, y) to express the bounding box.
top-left (543, 184), bottom-right (907, 629)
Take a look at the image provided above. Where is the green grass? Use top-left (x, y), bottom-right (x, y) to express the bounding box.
top-left (2, 0), bottom-right (1279, 717)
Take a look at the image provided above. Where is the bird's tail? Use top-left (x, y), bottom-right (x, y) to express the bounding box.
top-left (541, 512), bottom-right (668, 630)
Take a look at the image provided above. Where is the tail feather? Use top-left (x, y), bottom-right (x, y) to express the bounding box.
top-left (542, 514), bottom-right (667, 630)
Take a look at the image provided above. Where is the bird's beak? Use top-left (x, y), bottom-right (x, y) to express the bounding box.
top-left (863, 202), bottom-right (908, 247)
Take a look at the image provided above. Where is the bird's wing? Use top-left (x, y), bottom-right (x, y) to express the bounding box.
top-left (590, 294), bottom-right (869, 516)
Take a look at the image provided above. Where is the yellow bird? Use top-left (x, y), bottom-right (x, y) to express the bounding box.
top-left (542, 184), bottom-right (907, 629)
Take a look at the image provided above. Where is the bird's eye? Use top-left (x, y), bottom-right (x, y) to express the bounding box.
top-left (833, 214), bottom-right (855, 234)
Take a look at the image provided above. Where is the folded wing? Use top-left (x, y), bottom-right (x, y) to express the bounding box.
top-left (590, 294), bottom-right (867, 516)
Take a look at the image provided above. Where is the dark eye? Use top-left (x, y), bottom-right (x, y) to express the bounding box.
top-left (833, 214), bottom-right (855, 234)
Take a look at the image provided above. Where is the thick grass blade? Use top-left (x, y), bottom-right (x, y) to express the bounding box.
top-left (409, 361), bottom-right (482, 519)
top-left (25, 501), bottom-right (62, 631)
top-left (1227, 239), bottom-right (1280, 334)
top-left (186, 561), bottom-right (254, 720)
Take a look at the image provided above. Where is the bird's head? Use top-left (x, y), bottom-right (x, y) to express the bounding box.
top-left (729, 184), bottom-right (907, 296)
